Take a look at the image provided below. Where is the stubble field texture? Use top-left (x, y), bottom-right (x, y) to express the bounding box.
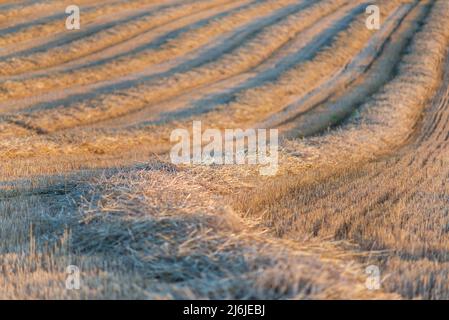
top-left (1, 0), bottom-right (449, 299)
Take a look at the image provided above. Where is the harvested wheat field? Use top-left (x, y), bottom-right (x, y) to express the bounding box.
top-left (0, 0), bottom-right (449, 300)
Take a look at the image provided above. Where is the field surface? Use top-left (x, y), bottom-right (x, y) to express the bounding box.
top-left (1, 0), bottom-right (449, 299)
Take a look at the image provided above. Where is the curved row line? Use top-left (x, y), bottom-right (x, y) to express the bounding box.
top-left (0, 0), bottom-right (342, 134)
top-left (0, 0), bottom-right (238, 76)
top-left (0, 0), bottom-right (295, 104)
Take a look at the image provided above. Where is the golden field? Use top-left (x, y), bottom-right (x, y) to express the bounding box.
top-left (0, 0), bottom-right (449, 299)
